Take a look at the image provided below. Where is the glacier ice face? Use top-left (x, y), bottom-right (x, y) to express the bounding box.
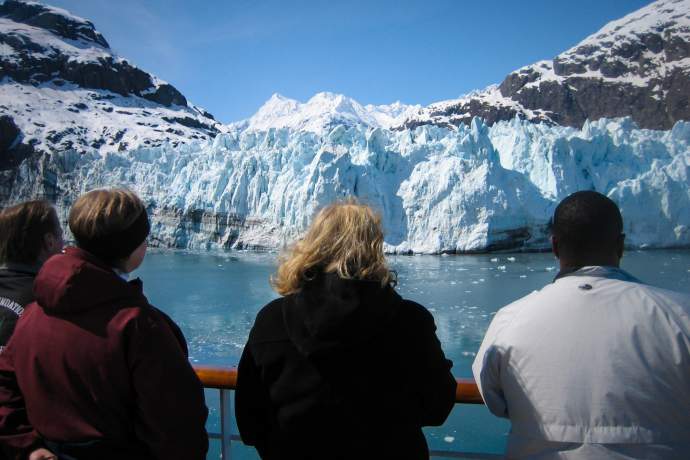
top-left (5, 115), bottom-right (689, 253)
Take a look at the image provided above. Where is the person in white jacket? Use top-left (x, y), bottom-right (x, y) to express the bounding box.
top-left (473, 190), bottom-right (690, 459)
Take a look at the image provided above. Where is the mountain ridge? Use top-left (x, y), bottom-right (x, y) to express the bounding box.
top-left (233, 91), bottom-right (421, 135)
top-left (228, 0), bottom-right (689, 135)
top-left (398, 0), bottom-right (690, 131)
top-left (0, 0), bottom-right (222, 161)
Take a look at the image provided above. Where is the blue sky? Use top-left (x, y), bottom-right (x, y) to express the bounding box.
top-left (48, 0), bottom-right (651, 123)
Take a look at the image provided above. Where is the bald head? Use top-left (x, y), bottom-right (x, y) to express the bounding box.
top-left (551, 191), bottom-right (625, 269)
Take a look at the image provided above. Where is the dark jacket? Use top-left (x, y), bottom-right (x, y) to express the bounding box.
top-left (0, 264), bottom-right (38, 349)
top-left (236, 273), bottom-right (456, 460)
top-left (0, 248), bottom-right (208, 460)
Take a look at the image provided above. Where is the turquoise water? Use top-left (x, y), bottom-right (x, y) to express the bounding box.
top-left (132, 249), bottom-right (690, 459)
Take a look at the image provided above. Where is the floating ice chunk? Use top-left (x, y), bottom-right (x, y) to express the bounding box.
top-left (443, 436), bottom-right (455, 443)
top-left (545, 266), bottom-right (556, 271)
top-left (519, 275), bottom-right (527, 278)
top-left (490, 257), bottom-right (498, 262)
top-left (497, 265), bottom-right (506, 270)
top-left (507, 257), bottom-right (516, 262)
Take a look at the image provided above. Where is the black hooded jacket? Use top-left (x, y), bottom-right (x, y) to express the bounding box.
top-left (0, 264), bottom-right (38, 348)
top-left (235, 273), bottom-right (456, 460)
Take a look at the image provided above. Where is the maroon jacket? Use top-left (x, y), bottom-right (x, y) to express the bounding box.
top-left (0, 248), bottom-right (208, 460)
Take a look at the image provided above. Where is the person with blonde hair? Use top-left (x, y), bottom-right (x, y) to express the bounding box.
top-left (0, 189), bottom-right (208, 460)
top-left (236, 199), bottom-right (456, 460)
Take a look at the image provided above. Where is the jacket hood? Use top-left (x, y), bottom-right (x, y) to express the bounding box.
top-left (34, 247), bottom-right (148, 314)
top-left (282, 272), bottom-right (401, 357)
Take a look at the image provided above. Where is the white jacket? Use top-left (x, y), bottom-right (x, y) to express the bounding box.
top-left (472, 266), bottom-right (690, 459)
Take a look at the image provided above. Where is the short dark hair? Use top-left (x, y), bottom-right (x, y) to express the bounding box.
top-left (0, 200), bottom-right (60, 265)
top-left (552, 191), bottom-right (623, 256)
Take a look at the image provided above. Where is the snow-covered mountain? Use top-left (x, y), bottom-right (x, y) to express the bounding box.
top-left (0, 0), bottom-right (221, 166)
top-left (401, 0), bottom-right (690, 131)
top-left (1, 0), bottom-right (689, 253)
top-left (231, 92), bottom-right (420, 135)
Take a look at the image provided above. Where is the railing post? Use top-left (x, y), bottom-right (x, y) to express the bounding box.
top-left (220, 388), bottom-right (234, 459)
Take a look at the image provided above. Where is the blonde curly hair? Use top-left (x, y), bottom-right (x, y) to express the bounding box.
top-left (272, 199), bottom-right (396, 295)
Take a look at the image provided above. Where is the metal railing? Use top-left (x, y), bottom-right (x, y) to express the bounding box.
top-left (193, 365), bottom-right (502, 460)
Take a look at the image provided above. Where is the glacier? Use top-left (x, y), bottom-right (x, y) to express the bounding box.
top-left (5, 113), bottom-right (689, 254)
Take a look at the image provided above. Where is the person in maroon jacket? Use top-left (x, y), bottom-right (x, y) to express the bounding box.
top-left (0, 189), bottom-right (208, 460)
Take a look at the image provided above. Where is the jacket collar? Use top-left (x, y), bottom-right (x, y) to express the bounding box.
top-left (554, 265), bottom-right (641, 284)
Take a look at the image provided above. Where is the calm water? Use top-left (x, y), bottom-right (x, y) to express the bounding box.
top-left (132, 249), bottom-right (690, 459)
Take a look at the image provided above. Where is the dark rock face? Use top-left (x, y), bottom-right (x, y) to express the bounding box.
top-left (666, 67), bottom-right (690, 122)
top-left (142, 84), bottom-right (187, 107)
top-left (664, 34), bottom-right (690, 61)
top-left (0, 0), bottom-right (189, 108)
top-left (498, 25), bottom-right (690, 130)
top-left (0, 0), bottom-right (109, 48)
top-left (498, 68), bottom-right (542, 96)
top-left (0, 115), bottom-right (34, 171)
top-left (401, 99), bottom-right (525, 131)
top-left (432, 99), bottom-right (520, 126)
top-left (162, 116), bottom-right (217, 133)
top-left (0, 115), bottom-right (20, 153)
